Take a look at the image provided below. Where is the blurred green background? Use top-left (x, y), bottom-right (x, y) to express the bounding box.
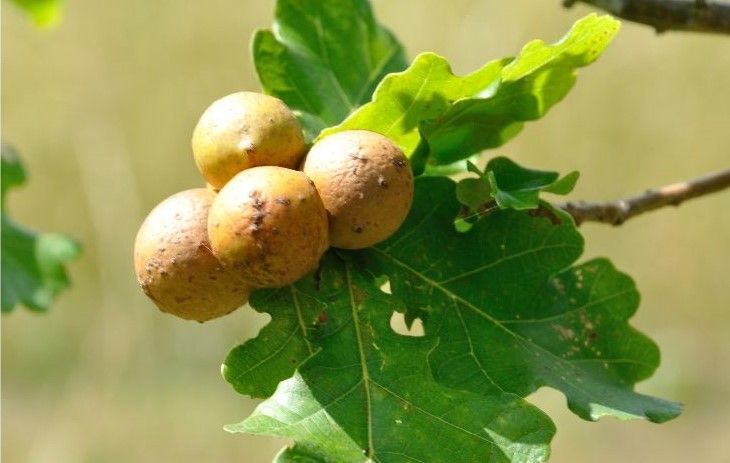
top-left (2, 1), bottom-right (729, 462)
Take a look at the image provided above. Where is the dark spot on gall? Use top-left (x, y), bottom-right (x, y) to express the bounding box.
top-left (392, 157), bottom-right (406, 170)
top-left (252, 197), bottom-right (265, 210)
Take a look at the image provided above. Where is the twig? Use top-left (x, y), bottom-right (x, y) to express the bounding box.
top-left (558, 167), bottom-right (730, 225)
top-left (563, 0), bottom-right (730, 34)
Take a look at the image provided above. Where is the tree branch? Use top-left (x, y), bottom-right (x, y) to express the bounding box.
top-left (563, 0), bottom-right (730, 34)
top-left (558, 167), bottom-right (730, 225)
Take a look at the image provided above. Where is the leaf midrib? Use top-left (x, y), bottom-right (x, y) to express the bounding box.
top-left (345, 264), bottom-right (374, 459)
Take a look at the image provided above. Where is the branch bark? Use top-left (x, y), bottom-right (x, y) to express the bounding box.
top-left (563, 0), bottom-right (730, 34)
top-left (558, 167), bottom-right (730, 225)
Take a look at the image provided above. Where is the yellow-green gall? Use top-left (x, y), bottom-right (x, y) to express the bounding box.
top-left (192, 92), bottom-right (306, 189)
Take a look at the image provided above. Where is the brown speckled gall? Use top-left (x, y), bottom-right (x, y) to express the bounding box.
top-left (133, 188), bottom-right (251, 322)
top-left (303, 130), bottom-right (414, 249)
top-left (207, 166), bottom-right (329, 288)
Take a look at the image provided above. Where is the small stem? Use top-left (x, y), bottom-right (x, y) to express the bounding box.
top-left (564, 0), bottom-right (730, 35)
top-left (558, 167), bottom-right (730, 225)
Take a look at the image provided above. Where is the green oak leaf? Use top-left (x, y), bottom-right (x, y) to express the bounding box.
top-left (457, 157), bottom-right (579, 212)
top-left (365, 177), bottom-right (681, 423)
top-left (227, 254), bottom-right (555, 463)
top-left (1, 145), bottom-right (81, 312)
top-left (253, 0), bottom-right (407, 141)
top-left (222, 272), bottom-right (320, 398)
top-left (322, 14), bottom-right (619, 167)
top-left (320, 51), bottom-right (506, 157)
top-left (9, 0), bottom-right (63, 28)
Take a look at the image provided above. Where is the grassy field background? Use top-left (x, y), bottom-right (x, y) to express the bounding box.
top-left (3, 0), bottom-right (729, 461)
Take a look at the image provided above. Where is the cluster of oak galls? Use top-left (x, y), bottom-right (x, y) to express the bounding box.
top-left (134, 92), bottom-right (414, 322)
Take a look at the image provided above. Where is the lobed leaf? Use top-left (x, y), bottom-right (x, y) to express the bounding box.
top-left (365, 177), bottom-right (681, 423)
top-left (456, 157), bottom-right (579, 212)
top-left (253, 0), bottom-right (407, 141)
top-left (323, 14), bottom-right (620, 168)
top-left (227, 254), bottom-right (555, 463)
top-left (1, 145), bottom-right (81, 313)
